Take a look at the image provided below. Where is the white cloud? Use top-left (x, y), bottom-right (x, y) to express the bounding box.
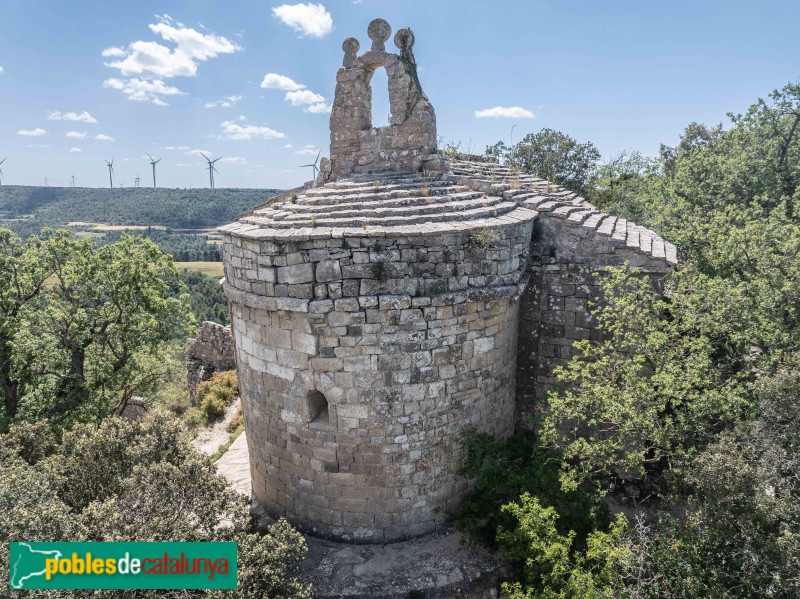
top-left (305, 102), bottom-right (331, 114)
top-left (105, 41), bottom-right (197, 78)
top-left (101, 46), bottom-right (127, 58)
top-left (283, 143), bottom-right (293, 149)
top-left (69, 147), bottom-right (83, 153)
top-left (48, 110), bottom-right (98, 123)
top-left (260, 73), bottom-right (305, 91)
top-left (0, 66), bottom-right (4, 74)
top-left (474, 106), bottom-right (535, 119)
top-left (96, 134), bottom-right (115, 141)
top-left (104, 17), bottom-right (241, 79)
top-left (28, 144), bottom-right (49, 148)
top-left (176, 162), bottom-right (194, 167)
top-left (261, 73), bottom-right (330, 114)
top-left (219, 156), bottom-right (247, 164)
top-left (219, 120), bottom-right (285, 141)
top-left (66, 131), bottom-right (87, 139)
top-left (17, 128), bottom-right (47, 137)
top-left (272, 3), bottom-right (333, 38)
top-left (238, 115), bottom-right (247, 121)
top-left (294, 145), bottom-right (318, 155)
top-left (103, 78), bottom-right (185, 105)
top-left (103, 15), bottom-right (241, 105)
top-left (163, 145), bottom-right (190, 151)
top-left (204, 95), bottom-right (243, 108)
top-left (186, 149), bottom-right (213, 157)
top-left (285, 89), bottom-right (325, 106)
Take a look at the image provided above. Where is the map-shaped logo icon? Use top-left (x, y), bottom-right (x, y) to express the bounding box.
top-left (9, 543), bottom-right (63, 589)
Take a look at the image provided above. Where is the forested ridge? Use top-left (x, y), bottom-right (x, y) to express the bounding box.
top-left (0, 186), bottom-right (281, 234)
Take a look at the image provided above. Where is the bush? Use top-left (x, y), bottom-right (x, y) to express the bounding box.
top-left (451, 431), bottom-right (609, 549)
top-left (196, 370), bottom-right (239, 425)
top-left (227, 405), bottom-right (244, 433)
top-left (0, 411), bottom-right (311, 597)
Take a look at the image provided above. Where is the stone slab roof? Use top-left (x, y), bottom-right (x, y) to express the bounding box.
top-left (218, 158), bottom-right (677, 267)
top-left (217, 170), bottom-right (538, 241)
top-left (448, 158), bottom-right (677, 266)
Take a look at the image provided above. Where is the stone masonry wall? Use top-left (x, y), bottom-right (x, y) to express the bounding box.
top-left (186, 321), bottom-right (236, 404)
top-left (516, 210), bottom-right (675, 426)
top-left (222, 221), bottom-right (532, 542)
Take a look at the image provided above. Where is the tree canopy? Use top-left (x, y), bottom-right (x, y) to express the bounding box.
top-left (0, 229), bottom-right (193, 430)
top-left (468, 81), bottom-right (800, 598)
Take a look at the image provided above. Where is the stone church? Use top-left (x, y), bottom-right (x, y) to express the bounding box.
top-left (219, 18), bottom-right (675, 544)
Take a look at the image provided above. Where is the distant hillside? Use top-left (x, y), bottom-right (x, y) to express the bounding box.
top-left (0, 186), bottom-right (281, 235)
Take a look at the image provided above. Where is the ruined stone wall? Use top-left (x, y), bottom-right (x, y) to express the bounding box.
top-left (516, 210), bottom-right (675, 424)
top-left (222, 221), bottom-right (532, 542)
top-left (186, 321), bottom-right (236, 403)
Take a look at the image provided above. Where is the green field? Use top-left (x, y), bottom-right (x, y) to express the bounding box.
top-left (174, 261), bottom-right (225, 278)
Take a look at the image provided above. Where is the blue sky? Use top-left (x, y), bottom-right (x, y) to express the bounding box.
top-left (1, 0), bottom-right (798, 189)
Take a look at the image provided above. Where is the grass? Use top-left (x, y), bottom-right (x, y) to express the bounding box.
top-left (67, 221), bottom-right (168, 231)
top-left (174, 261), bottom-right (224, 278)
top-left (211, 425), bottom-right (245, 462)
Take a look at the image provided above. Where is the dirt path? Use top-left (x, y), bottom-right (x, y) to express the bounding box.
top-left (192, 398), bottom-right (241, 455)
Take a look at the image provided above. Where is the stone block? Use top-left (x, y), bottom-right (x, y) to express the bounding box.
top-left (278, 262), bottom-right (314, 285)
top-left (316, 260), bottom-right (342, 282)
top-left (379, 294), bottom-right (412, 310)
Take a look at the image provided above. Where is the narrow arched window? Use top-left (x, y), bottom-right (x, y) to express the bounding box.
top-left (306, 391), bottom-right (329, 424)
top-left (369, 67), bottom-right (391, 128)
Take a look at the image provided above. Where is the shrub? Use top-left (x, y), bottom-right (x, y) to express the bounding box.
top-left (196, 370), bottom-right (239, 425)
top-left (227, 405), bottom-right (244, 433)
top-left (451, 431), bottom-right (609, 548)
top-left (468, 227), bottom-right (499, 249)
top-left (0, 411), bottom-right (311, 597)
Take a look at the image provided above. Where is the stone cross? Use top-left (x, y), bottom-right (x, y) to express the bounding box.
top-left (367, 18), bottom-right (391, 51)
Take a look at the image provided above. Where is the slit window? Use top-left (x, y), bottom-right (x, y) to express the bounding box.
top-left (306, 391), bottom-right (329, 424)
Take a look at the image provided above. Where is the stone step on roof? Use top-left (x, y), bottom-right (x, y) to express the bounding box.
top-left (270, 189), bottom-right (484, 217)
top-left (287, 185), bottom-right (472, 208)
top-left (346, 171), bottom-right (440, 183)
top-left (447, 157), bottom-right (677, 265)
top-left (240, 200), bottom-right (521, 229)
top-left (303, 178), bottom-right (448, 199)
top-left (275, 193), bottom-right (500, 223)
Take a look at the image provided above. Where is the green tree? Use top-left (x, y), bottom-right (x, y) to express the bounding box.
top-left (486, 129), bottom-right (600, 196)
top-left (589, 150), bottom-right (660, 222)
top-left (0, 229), bottom-right (78, 423)
top-left (541, 265), bottom-right (750, 492)
top-left (0, 229), bottom-right (193, 429)
top-left (498, 494), bottom-right (630, 599)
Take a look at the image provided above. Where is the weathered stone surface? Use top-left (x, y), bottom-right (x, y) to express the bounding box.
top-left (325, 18), bottom-right (440, 182)
top-left (278, 262), bottom-right (314, 285)
top-left (186, 321), bottom-right (236, 404)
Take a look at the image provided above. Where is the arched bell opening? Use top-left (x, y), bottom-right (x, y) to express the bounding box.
top-left (364, 66), bottom-right (391, 129)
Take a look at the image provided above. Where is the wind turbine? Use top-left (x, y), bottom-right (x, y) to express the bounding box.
top-left (118, 181), bottom-right (125, 188)
top-left (0, 158), bottom-right (6, 186)
top-left (134, 174), bottom-right (140, 188)
top-left (300, 151), bottom-right (321, 188)
top-left (105, 158), bottom-right (114, 189)
top-left (71, 174), bottom-right (75, 188)
top-left (200, 153), bottom-right (221, 189)
top-left (146, 154), bottom-right (161, 188)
